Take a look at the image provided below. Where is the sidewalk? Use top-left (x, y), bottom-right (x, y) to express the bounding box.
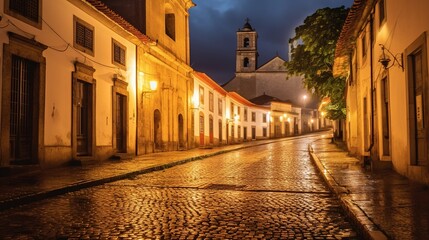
top-left (0, 137), bottom-right (292, 211)
top-left (309, 137), bottom-right (429, 240)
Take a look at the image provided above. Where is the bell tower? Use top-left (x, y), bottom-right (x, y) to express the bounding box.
top-left (236, 18), bottom-right (258, 73)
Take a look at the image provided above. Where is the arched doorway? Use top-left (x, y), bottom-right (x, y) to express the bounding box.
top-left (178, 114), bottom-right (184, 149)
top-left (154, 109), bottom-right (162, 150)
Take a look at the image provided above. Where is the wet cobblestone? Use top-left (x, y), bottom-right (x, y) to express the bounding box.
top-left (0, 137), bottom-right (359, 239)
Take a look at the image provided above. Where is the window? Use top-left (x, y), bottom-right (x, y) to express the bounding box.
top-left (74, 16), bottom-right (94, 56)
top-left (251, 112), bottom-right (256, 122)
top-left (263, 113), bottom-right (267, 123)
top-left (244, 57), bottom-right (250, 67)
top-left (263, 127), bottom-right (267, 137)
top-left (237, 106), bottom-right (241, 120)
top-left (6, 0), bottom-right (41, 28)
top-left (381, 76), bottom-right (390, 156)
top-left (218, 99), bottom-right (223, 116)
top-left (238, 126), bottom-right (241, 139)
top-left (379, 0), bottom-right (386, 26)
top-left (165, 13), bottom-right (175, 40)
top-left (230, 103), bottom-right (234, 116)
top-left (244, 37), bottom-right (250, 47)
top-left (112, 39), bottom-right (126, 68)
top-left (361, 32), bottom-right (367, 61)
top-left (209, 92), bottom-right (214, 112)
top-left (199, 86), bottom-right (204, 105)
top-left (244, 108), bottom-right (248, 121)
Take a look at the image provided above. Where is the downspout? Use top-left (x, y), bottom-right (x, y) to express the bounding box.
top-left (366, 13), bottom-right (375, 153)
top-left (135, 46), bottom-right (139, 156)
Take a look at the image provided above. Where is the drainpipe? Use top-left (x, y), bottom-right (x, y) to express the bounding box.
top-left (135, 47), bottom-right (139, 156)
top-left (366, 13), bottom-right (375, 155)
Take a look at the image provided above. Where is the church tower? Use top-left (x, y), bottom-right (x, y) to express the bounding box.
top-left (236, 19), bottom-right (258, 73)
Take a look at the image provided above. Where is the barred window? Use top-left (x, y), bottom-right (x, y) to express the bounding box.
top-left (7, 0), bottom-right (41, 27)
top-left (74, 17), bottom-right (94, 56)
top-left (112, 39), bottom-right (126, 68)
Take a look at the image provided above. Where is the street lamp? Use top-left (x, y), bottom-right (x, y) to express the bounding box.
top-left (303, 95), bottom-right (307, 108)
top-left (139, 71), bottom-right (158, 96)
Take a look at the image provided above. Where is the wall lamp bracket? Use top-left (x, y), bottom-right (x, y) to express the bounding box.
top-left (379, 44), bottom-right (404, 71)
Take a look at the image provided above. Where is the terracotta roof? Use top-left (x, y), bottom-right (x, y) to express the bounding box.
top-left (84, 0), bottom-right (152, 43)
top-left (194, 72), bottom-right (228, 96)
top-left (335, 0), bottom-right (366, 58)
top-left (228, 92), bottom-right (260, 108)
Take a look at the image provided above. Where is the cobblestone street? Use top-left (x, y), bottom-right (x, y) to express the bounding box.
top-left (0, 137), bottom-right (359, 239)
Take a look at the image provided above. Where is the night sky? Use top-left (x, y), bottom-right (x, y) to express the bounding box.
top-left (189, 0), bottom-right (354, 85)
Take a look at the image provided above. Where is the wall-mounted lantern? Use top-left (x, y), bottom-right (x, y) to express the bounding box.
top-left (142, 80), bottom-right (158, 95)
top-left (379, 44), bottom-right (404, 71)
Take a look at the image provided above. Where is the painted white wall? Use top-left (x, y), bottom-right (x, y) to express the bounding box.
top-left (1, 0), bottom-right (137, 163)
top-left (345, 0), bottom-right (429, 183)
top-left (375, 0), bottom-right (429, 179)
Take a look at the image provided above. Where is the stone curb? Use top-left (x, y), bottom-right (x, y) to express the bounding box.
top-left (0, 134), bottom-right (314, 211)
top-left (308, 143), bottom-right (389, 240)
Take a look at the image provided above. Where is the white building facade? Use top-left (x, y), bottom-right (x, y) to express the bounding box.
top-left (0, 0), bottom-right (142, 167)
top-left (335, 0), bottom-right (429, 184)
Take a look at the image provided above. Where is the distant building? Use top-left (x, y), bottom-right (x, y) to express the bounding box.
top-left (222, 20), bottom-right (317, 108)
top-left (192, 72), bottom-right (272, 148)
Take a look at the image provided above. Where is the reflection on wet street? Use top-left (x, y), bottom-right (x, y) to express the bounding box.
top-left (0, 136), bottom-right (359, 239)
top-left (312, 138), bottom-right (429, 240)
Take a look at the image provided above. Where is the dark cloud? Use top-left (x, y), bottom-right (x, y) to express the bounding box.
top-left (190, 0), bottom-right (353, 84)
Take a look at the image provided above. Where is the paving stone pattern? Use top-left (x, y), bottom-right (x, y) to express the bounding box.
top-left (0, 138), bottom-right (359, 239)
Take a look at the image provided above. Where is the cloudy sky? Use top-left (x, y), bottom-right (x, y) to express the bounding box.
top-left (189, 0), bottom-right (354, 85)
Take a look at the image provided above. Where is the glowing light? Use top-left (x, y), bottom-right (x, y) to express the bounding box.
top-left (192, 92), bottom-right (199, 108)
top-left (234, 114), bottom-right (240, 122)
top-left (149, 80), bottom-right (158, 91)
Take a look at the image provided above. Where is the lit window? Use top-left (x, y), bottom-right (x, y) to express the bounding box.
top-left (199, 86), bottom-right (204, 105)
